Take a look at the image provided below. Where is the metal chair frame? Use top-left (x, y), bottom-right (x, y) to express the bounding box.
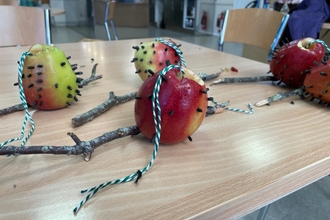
top-left (93, 0), bottom-right (118, 41)
top-left (104, 1), bottom-right (118, 40)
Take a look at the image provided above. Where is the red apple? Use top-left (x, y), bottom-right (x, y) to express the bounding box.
top-left (131, 39), bottom-right (182, 81)
top-left (134, 66), bottom-right (208, 144)
top-left (270, 37), bottom-right (325, 87)
top-left (303, 60), bottom-right (330, 104)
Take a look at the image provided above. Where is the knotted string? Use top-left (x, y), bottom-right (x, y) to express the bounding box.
top-left (210, 99), bottom-right (254, 115)
top-left (73, 64), bottom-right (185, 214)
top-left (155, 38), bottom-right (186, 67)
top-left (0, 52), bottom-right (35, 148)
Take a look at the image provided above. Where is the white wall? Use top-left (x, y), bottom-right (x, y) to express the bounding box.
top-left (196, 0), bottom-right (233, 36)
top-left (50, 0), bottom-right (90, 26)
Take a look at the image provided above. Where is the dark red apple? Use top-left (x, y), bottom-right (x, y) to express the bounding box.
top-left (304, 60), bottom-right (330, 104)
top-left (134, 66), bottom-right (208, 144)
top-left (270, 37), bottom-right (325, 87)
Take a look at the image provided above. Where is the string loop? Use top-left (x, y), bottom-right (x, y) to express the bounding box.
top-left (0, 52), bottom-right (35, 148)
top-left (73, 64), bottom-right (185, 214)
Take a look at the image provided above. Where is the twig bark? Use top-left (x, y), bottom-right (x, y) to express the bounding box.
top-left (255, 88), bottom-right (304, 106)
top-left (0, 126), bottom-right (140, 161)
top-left (210, 76), bottom-right (276, 85)
top-left (79, 63), bottom-right (102, 87)
top-left (197, 72), bottom-right (221, 81)
top-left (0, 107), bottom-right (218, 160)
top-left (72, 91), bottom-right (137, 127)
top-left (0, 103), bottom-right (24, 116)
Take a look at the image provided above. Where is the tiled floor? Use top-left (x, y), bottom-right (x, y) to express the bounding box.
top-left (51, 24), bottom-right (330, 220)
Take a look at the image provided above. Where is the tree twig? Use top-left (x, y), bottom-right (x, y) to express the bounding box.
top-left (0, 106), bottom-right (218, 160)
top-left (0, 126), bottom-right (140, 161)
top-left (0, 103), bottom-right (24, 116)
top-left (72, 91), bottom-right (138, 127)
top-left (79, 63), bottom-right (102, 87)
top-left (255, 88), bottom-right (304, 106)
top-left (197, 72), bottom-right (221, 81)
top-left (210, 76), bottom-right (276, 86)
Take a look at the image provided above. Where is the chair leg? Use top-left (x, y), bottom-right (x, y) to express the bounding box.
top-left (51, 16), bottom-right (57, 31)
top-left (104, 21), bottom-right (111, 41)
top-left (110, 19), bottom-right (118, 41)
top-left (256, 204), bottom-right (270, 220)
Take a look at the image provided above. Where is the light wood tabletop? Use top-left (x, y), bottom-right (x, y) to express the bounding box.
top-left (1, 38), bottom-right (330, 219)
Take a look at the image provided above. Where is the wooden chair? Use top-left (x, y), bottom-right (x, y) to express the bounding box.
top-left (219, 8), bottom-right (289, 61)
top-left (93, 0), bottom-right (118, 41)
top-left (0, 0), bottom-right (18, 5)
top-left (0, 5), bottom-right (51, 47)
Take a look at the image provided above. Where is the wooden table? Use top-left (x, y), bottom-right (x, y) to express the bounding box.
top-left (1, 38), bottom-right (330, 219)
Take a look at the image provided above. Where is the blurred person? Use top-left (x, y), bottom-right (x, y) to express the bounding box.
top-left (279, 0), bottom-right (330, 45)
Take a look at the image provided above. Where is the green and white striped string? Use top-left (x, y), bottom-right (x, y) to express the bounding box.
top-left (225, 103), bottom-right (254, 114)
top-left (155, 38), bottom-right (186, 67)
top-left (0, 52), bottom-right (35, 148)
top-left (211, 99), bottom-right (254, 115)
top-left (306, 39), bottom-right (330, 52)
top-left (73, 64), bottom-right (185, 214)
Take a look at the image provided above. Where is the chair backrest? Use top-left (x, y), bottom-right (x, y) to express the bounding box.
top-left (93, 0), bottom-right (116, 24)
top-left (219, 8), bottom-right (289, 61)
top-left (0, 5), bottom-right (51, 47)
top-left (0, 0), bottom-right (18, 5)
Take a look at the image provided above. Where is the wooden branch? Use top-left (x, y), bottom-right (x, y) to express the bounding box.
top-left (0, 103), bottom-right (24, 116)
top-left (0, 106), bottom-right (218, 160)
top-left (72, 91), bottom-right (137, 127)
top-left (197, 72), bottom-right (221, 81)
top-left (0, 126), bottom-right (140, 161)
top-left (79, 63), bottom-right (102, 87)
top-left (255, 88), bottom-right (304, 106)
top-left (210, 76), bottom-right (276, 85)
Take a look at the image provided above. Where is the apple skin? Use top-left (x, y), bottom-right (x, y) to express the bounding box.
top-left (270, 37), bottom-right (325, 87)
top-left (134, 67), bottom-right (208, 144)
top-left (304, 61), bottom-right (330, 103)
top-left (132, 40), bottom-right (181, 81)
top-left (22, 44), bottom-right (79, 110)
